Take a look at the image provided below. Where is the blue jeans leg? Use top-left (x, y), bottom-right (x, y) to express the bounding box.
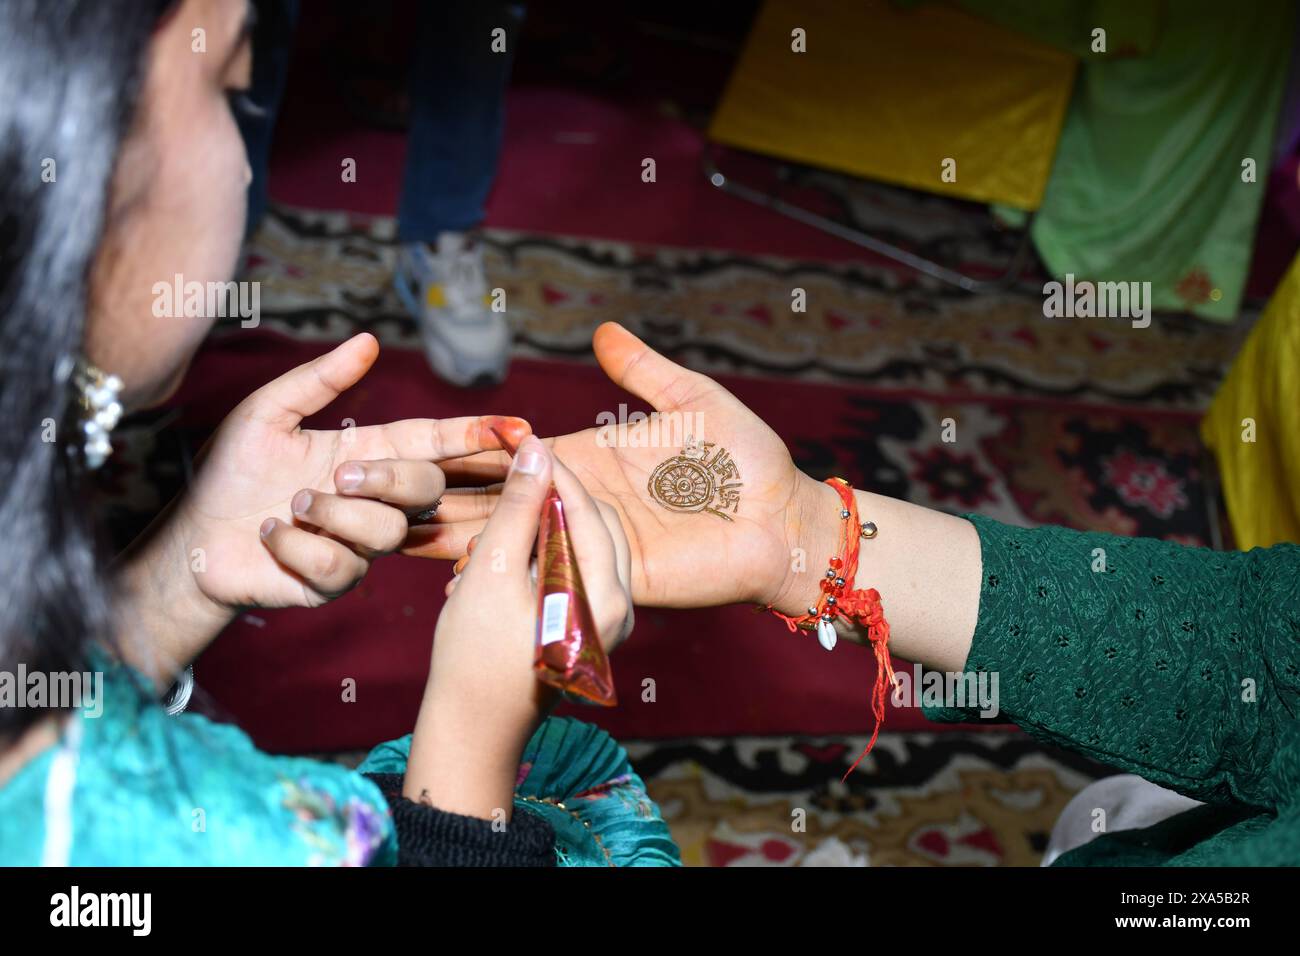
top-left (238, 0), bottom-right (300, 237)
top-left (396, 2), bottom-right (525, 243)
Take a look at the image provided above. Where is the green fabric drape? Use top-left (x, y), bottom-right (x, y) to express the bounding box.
top-left (968, 0), bottom-right (1292, 321)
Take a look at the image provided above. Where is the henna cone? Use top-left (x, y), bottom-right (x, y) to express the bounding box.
top-left (491, 427), bottom-right (617, 706)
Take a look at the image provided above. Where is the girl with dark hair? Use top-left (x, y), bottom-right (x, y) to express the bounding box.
top-left (0, 0), bottom-right (677, 866)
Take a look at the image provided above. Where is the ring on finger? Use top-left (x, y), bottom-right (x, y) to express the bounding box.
top-left (410, 498), bottom-right (443, 525)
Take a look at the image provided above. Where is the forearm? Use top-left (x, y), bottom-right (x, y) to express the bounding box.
top-left (788, 474), bottom-right (1300, 809)
top-left (110, 506), bottom-right (235, 690)
top-left (778, 473), bottom-right (984, 673)
top-left (402, 676), bottom-right (550, 820)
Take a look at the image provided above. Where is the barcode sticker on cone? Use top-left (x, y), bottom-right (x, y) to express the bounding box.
top-left (540, 592), bottom-right (570, 646)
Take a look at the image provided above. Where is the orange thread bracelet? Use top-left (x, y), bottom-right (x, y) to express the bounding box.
top-left (771, 477), bottom-right (894, 779)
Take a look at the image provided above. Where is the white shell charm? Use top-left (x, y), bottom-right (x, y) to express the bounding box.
top-left (817, 617), bottom-right (838, 651)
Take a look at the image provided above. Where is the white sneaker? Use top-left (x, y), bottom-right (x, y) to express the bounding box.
top-left (394, 233), bottom-right (511, 386)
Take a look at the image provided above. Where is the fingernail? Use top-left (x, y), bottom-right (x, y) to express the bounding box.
top-left (260, 518), bottom-right (277, 538)
top-left (337, 463), bottom-right (364, 491)
top-left (453, 555), bottom-right (468, 575)
top-left (513, 436), bottom-right (545, 476)
top-left (486, 416), bottom-right (530, 456)
top-left (291, 490), bottom-right (313, 517)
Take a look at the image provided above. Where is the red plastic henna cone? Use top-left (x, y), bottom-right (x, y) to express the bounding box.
top-left (490, 426), bottom-right (617, 706)
top-left (535, 491), bottom-right (617, 705)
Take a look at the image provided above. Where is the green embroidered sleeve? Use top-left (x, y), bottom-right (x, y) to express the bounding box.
top-left (927, 514), bottom-right (1300, 812)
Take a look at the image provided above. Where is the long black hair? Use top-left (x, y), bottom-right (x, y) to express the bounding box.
top-left (0, 0), bottom-right (179, 739)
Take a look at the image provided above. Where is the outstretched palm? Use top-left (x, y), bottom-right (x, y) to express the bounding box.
top-left (432, 324), bottom-right (811, 612)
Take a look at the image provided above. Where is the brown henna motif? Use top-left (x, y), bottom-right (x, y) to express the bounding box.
top-left (647, 437), bottom-right (743, 521)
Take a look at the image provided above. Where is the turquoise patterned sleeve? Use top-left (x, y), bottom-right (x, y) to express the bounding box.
top-left (0, 660), bottom-right (398, 867)
top-left (359, 716), bottom-right (680, 867)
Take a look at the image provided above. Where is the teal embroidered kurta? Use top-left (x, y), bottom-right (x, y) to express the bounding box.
top-left (0, 660), bottom-right (678, 867)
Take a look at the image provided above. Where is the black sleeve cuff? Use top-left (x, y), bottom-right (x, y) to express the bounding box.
top-left (362, 773), bottom-right (556, 867)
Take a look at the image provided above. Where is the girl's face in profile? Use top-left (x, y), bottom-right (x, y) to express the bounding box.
top-left (84, 0), bottom-right (255, 410)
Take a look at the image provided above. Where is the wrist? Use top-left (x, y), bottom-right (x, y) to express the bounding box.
top-left (771, 472), bottom-right (843, 618)
top-left (113, 506), bottom-right (236, 686)
top-left (406, 680), bottom-right (542, 819)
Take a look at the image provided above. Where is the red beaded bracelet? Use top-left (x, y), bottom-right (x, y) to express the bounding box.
top-left (771, 477), bottom-right (894, 777)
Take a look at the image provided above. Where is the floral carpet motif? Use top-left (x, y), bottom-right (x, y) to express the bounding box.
top-left (624, 732), bottom-right (1107, 867)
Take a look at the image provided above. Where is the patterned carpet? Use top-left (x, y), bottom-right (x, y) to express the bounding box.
top-left (243, 205), bottom-right (1247, 410)
top-left (108, 203), bottom-right (1243, 865)
top-left (626, 732), bottom-right (1107, 867)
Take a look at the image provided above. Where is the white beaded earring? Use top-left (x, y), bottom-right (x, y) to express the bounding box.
top-left (70, 357), bottom-right (123, 469)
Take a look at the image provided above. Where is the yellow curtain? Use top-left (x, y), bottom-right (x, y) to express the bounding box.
top-left (708, 0), bottom-right (1077, 210)
top-left (1201, 254), bottom-right (1300, 549)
